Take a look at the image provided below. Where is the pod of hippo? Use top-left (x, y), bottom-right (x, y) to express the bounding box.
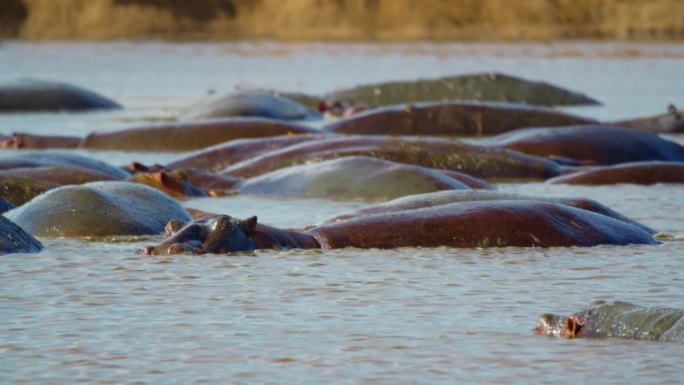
top-left (2, 71), bottom-right (682, 347)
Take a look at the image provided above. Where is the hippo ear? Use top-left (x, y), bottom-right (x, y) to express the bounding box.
top-left (562, 316), bottom-right (582, 338)
top-left (239, 216), bottom-right (258, 234)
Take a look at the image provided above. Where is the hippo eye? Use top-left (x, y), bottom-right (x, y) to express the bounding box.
top-left (212, 215), bottom-right (236, 233)
top-left (165, 219), bottom-right (186, 237)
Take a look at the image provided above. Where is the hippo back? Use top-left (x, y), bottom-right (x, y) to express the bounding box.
top-left (6, 181), bottom-right (191, 237)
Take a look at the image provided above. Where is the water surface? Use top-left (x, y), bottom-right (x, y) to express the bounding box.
top-left (1, 42), bottom-right (683, 385)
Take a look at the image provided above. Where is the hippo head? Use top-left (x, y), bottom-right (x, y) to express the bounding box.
top-left (534, 313), bottom-right (586, 338)
top-left (142, 215), bottom-right (257, 255)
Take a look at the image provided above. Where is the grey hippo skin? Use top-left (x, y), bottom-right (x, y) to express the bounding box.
top-left (178, 90), bottom-right (317, 121)
top-left (6, 181), bottom-right (191, 237)
top-left (535, 301), bottom-right (684, 342)
top-left (326, 72), bottom-right (601, 107)
top-left (0, 79), bottom-right (122, 112)
top-left (0, 216), bottom-right (42, 254)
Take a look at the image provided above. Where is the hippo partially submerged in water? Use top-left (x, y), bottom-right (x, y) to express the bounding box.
top-left (0, 79), bottom-right (122, 112)
top-left (0, 216), bottom-right (42, 254)
top-left (535, 301), bottom-right (684, 342)
top-left (6, 181), bottom-right (192, 237)
top-left (143, 195), bottom-right (657, 255)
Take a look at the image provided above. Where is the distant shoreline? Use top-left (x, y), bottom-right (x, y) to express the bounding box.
top-left (3, 0), bottom-right (684, 42)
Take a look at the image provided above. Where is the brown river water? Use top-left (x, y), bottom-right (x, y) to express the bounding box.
top-left (1, 42), bottom-right (683, 384)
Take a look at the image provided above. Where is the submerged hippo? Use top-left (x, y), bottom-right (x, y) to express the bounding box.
top-left (317, 190), bottom-right (655, 234)
top-left (0, 198), bottom-right (15, 214)
top-left (326, 72), bottom-right (600, 107)
top-left (535, 301), bottom-right (684, 342)
top-left (179, 90), bottom-right (317, 121)
top-left (222, 135), bottom-right (561, 181)
top-left (0, 151), bottom-right (130, 179)
top-left (0, 79), bottom-right (121, 112)
top-left (238, 156), bottom-right (491, 201)
top-left (489, 125), bottom-right (684, 165)
top-left (0, 216), bottom-right (42, 254)
top-left (0, 166), bottom-right (119, 205)
top-left (79, 118), bottom-right (318, 152)
top-left (0, 119), bottom-right (319, 152)
top-left (6, 181), bottom-right (192, 237)
top-left (323, 101), bottom-right (595, 137)
top-left (165, 134), bottom-right (323, 171)
top-left (615, 104), bottom-right (684, 134)
top-left (143, 199), bottom-right (656, 255)
top-left (547, 161), bottom-right (684, 185)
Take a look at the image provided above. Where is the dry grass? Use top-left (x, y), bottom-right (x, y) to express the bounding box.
top-left (7, 0), bottom-right (684, 41)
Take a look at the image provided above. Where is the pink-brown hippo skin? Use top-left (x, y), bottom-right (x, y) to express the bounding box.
top-left (0, 133), bottom-right (81, 149)
top-left (489, 125), bottom-right (684, 165)
top-left (323, 100), bottom-right (596, 137)
top-left (79, 118), bottom-right (319, 151)
top-left (535, 301), bottom-right (684, 342)
top-left (164, 134), bottom-right (323, 172)
top-left (316, 190), bottom-right (655, 235)
top-left (143, 215), bottom-right (320, 255)
top-left (142, 200), bottom-right (656, 255)
top-left (547, 161), bottom-right (684, 185)
top-left (221, 135), bottom-right (561, 182)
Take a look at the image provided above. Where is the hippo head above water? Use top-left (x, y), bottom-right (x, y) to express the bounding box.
top-left (143, 215), bottom-right (258, 255)
top-left (534, 313), bottom-right (585, 339)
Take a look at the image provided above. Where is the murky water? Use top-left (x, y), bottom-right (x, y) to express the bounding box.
top-left (1, 42), bottom-right (683, 385)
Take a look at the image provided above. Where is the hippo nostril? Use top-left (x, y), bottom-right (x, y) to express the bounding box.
top-left (142, 246), bottom-right (155, 255)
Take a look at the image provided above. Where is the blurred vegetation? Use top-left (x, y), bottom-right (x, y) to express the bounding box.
top-left (3, 0), bottom-right (684, 41)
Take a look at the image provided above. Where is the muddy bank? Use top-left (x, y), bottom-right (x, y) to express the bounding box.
top-left (4, 0), bottom-right (684, 41)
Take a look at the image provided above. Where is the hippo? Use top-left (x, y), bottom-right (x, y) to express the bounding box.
top-left (0, 79), bottom-right (122, 112)
top-left (238, 156), bottom-right (491, 201)
top-left (547, 161), bottom-right (684, 185)
top-left (0, 198), bottom-right (16, 214)
top-left (79, 118), bottom-right (319, 152)
top-left (0, 166), bottom-right (119, 205)
top-left (0, 216), bottom-right (42, 254)
top-left (0, 175), bottom-right (58, 206)
top-left (0, 132), bottom-right (82, 149)
top-left (326, 72), bottom-right (601, 107)
top-left (615, 104), bottom-right (684, 133)
top-left (142, 199), bottom-right (656, 255)
top-left (488, 125), bottom-right (684, 165)
top-left (323, 101), bottom-right (596, 137)
top-left (535, 301), bottom-right (684, 342)
top-left (6, 181), bottom-right (192, 237)
top-left (165, 134), bottom-right (323, 172)
top-left (126, 170), bottom-right (208, 198)
top-left (317, 190), bottom-right (655, 234)
top-left (179, 90), bottom-right (317, 121)
top-left (125, 163), bottom-right (241, 196)
top-left (222, 135), bottom-right (561, 181)
top-left (0, 151), bottom-right (130, 179)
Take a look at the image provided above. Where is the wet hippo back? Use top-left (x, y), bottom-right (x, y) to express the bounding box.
top-left (308, 200), bottom-right (657, 249)
top-left (490, 125), bottom-right (684, 165)
top-left (179, 90), bottom-right (315, 121)
top-left (537, 301), bottom-right (684, 342)
top-left (0, 79), bottom-right (122, 112)
top-left (6, 181), bottom-right (191, 237)
top-left (0, 216), bottom-right (42, 254)
top-left (0, 151), bottom-right (130, 179)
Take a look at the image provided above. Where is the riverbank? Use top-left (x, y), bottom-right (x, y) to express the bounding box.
top-left (3, 0), bottom-right (684, 41)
